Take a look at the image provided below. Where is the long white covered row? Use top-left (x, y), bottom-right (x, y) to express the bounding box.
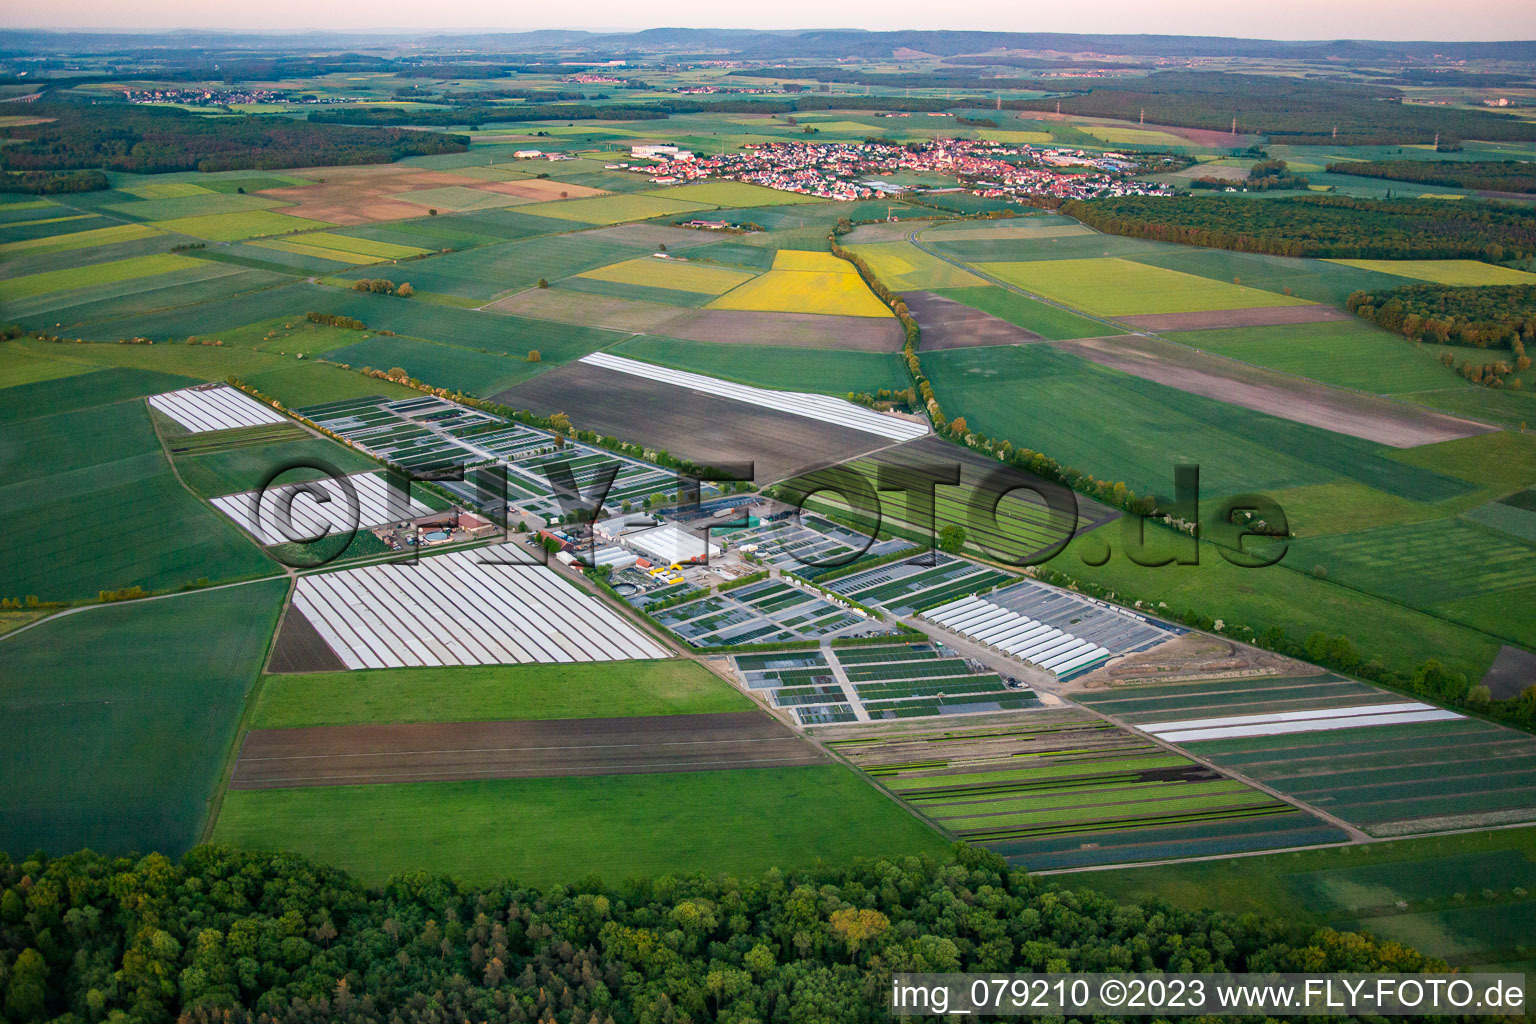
top-left (922, 595), bottom-right (1109, 676)
top-left (1141, 702), bottom-right (1462, 743)
top-left (292, 547), bottom-right (667, 669)
top-left (149, 384), bottom-right (289, 432)
top-left (579, 351), bottom-right (929, 442)
top-left (212, 472), bottom-right (433, 545)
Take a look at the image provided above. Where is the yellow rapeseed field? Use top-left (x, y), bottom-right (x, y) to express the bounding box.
top-left (707, 250), bottom-right (892, 317)
top-left (579, 255), bottom-right (756, 295)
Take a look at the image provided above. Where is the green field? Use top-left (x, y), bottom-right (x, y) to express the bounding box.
top-left (1326, 259), bottom-right (1536, 286)
top-left (1071, 826), bottom-right (1536, 971)
top-left (1291, 518), bottom-right (1536, 646)
top-left (153, 209), bottom-right (334, 241)
top-left (932, 285), bottom-right (1121, 340)
top-left (1044, 526), bottom-right (1501, 682)
top-left (0, 221), bottom-right (164, 257)
top-left (531, 192), bottom-right (714, 225)
top-left (613, 335), bottom-right (907, 394)
top-left (252, 659), bottom-right (750, 727)
top-left (0, 347), bottom-right (98, 389)
top-left (324, 334), bottom-right (553, 395)
top-left (243, 361), bottom-right (421, 407)
top-left (0, 579), bottom-right (287, 856)
top-left (172, 435), bottom-right (378, 498)
top-left (0, 252), bottom-right (205, 303)
top-left (211, 765), bottom-right (948, 886)
top-left (0, 375), bottom-right (278, 600)
top-left (1124, 247), bottom-right (1420, 307)
top-left (1163, 321), bottom-right (1463, 394)
top-left (921, 344), bottom-right (1470, 504)
top-left (974, 258), bottom-right (1312, 317)
top-left (107, 191), bottom-right (286, 221)
top-left (337, 231), bottom-right (653, 300)
top-left (642, 180), bottom-right (821, 206)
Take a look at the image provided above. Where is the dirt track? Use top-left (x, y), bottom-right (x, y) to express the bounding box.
top-left (1058, 334), bottom-right (1494, 447)
top-left (231, 711), bottom-right (826, 788)
top-left (494, 361), bottom-right (896, 484)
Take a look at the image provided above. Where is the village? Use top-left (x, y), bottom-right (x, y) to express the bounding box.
top-left (622, 137), bottom-right (1176, 202)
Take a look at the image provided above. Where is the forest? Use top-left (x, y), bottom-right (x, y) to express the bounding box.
top-left (1014, 72), bottom-right (1536, 145)
top-left (1348, 283), bottom-right (1536, 353)
top-left (0, 844), bottom-right (1446, 1024)
top-left (0, 169), bottom-right (108, 194)
top-left (1064, 194), bottom-right (1536, 260)
top-left (0, 104), bottom-right (467, 174)
top-left (1325, 160), bottom-right (1536, 195)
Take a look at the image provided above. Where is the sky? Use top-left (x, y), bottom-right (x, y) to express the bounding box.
top-left (3, 0), bottom-right (1535, 40)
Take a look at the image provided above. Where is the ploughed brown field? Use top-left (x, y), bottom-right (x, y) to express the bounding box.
top-left (229, 711), bottom-right (826, 788)
top-left (902, 290), bottom-right (1048, 349)
top-left (493, 361), bottom-right (898, 484)
top-left (266, 607), bottom-right (348, 674)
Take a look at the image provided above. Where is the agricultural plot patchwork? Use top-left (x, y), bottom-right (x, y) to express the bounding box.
top-left (843, 241), bottom-right (986, 290)
top-left (288, 548), bottom-right (668, 668)
top-left (828, 710), bottom-right (1346, 869)
top-left (799, 438), bottom-right (1120, 565)
top-left (726, 514), bottom-right (914, 580)
top-left (531, 192), bottom-right (715, 225)
top-left (1076, 675), bottom-right (1536, 836)
top-left (297, 393), bottom-right (682, 522)
top-left (570, 253), bottom-right (757, 305)
top-left (1075, 828), bottom-right (1536, 975)
top-left (1463, 488), bottom-right (1536, 543)
top-left (920, 343), bottom-right (1477, 504)
top-left (733, 642), bottom-right (1039, 725)
top-left (1163, 321), bottom-right (1464, 395)
top-left (648, 577), bottom-right (892, 648)
top-left (823, 552), bottom-right (1017, 616)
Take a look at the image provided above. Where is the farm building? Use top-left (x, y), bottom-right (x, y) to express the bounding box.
top-left (624, 522), bottom-right (721, 565)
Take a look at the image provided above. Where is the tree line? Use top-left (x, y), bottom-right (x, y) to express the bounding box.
top-left (0, 104), bottom-right (467, 175)
top-left (1347, 283), bottom-right (1536, 384)
top-left (1014, 71), bottom-right (1536, 146)
top-left (0, 169), bottom-right (108, 194)
top-left (1326, 159), bottom-right (1536, 195)
top-left (1064, 194), bottom-right (1536, 261)
top-left (0, 844), bottom-right (1448, 1024)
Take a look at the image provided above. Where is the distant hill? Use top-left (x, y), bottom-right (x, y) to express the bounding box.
top-left (2, 28), bottom-right (1533, 61)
